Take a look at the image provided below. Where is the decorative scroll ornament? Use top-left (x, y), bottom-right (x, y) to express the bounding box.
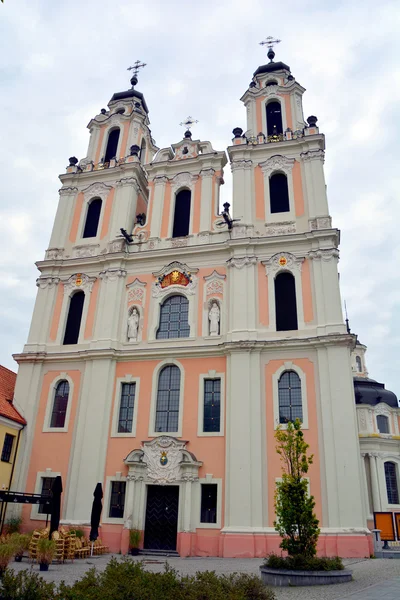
top-left (127, 279), bottom-right (147, 304)
top-left (62, 273), bottom-right (96, 293)
top-left (171, 172), bottom-right (198, 191)
top-left (263, 252), bottom-right (304, 275)
top-left (116, 177), bottom-right (141, 194)
top-left (72, 244), bottom-right (100, 258)
top-left (308, 249), bottom-right (339, 262)
top-left (59, 186), bottom-right (78, 197)
top-left (204, 270), bottom-right (226, 296)
top-left (82, 181), bottom-right (112, 201)
top-left (259, 155), bottom-right (295, 176)
top-left (300, 149), bottom-right (325, 163)
top-left (231, 160), bottom-right (253, 171)
top-left (36, 276), bottom-right (60, 289)
top-left (152, 262), bottom-right (198, 297)
top-left (227, 256), bottom-right (257, 269)
top-left (265, 221), bottom-right (296, 236)
top-left (99, 268), bottom-right (127, 281)
top-left (45, 248), bottom-right (64, 260)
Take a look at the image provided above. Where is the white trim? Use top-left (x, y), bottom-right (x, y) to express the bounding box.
top-left (149, 290), bottom-right (196, 341)
top-left (111, 376), bottom-right (140, 438)
top-left (197, 371), bottom-right (225, 437)
top-left (76, 196), bottom-right (106, 244)
top-left (272, 361), bottom-right (309, 429)
top-left (168, 185), bottom-right (195, 238)
top-left (42, 373), bottom-right (74, 433)
top-left (265, 261), bottom-right (305, 332)
top-left (99, 124), bottom-right (123, 163)
top-left (382, 458), bottom-right (400, 508)
top-left (56, 284), bottom-right (94, 346)
top-left (0, 415), bottom-right (24, 431)
top-left (148, 359), bottom-right (185, 438)
top-left (195, 475), bottom-right (222, 529)
top-left (264, 169), bottom-right (295, 224)
top-left (30, 469), bottom-right (60, 521)
top-left (102, 474), bottom-right (127, 525)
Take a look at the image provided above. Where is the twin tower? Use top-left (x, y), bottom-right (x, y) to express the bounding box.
top-left (12, 50), bottom-right (370, 558)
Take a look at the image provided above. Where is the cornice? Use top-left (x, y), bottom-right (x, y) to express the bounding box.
top-left (146, 150), bottom-right (228, 177)
top-left (13, 333), bottom-right (353, 365)
top-left (59, 160), bottom-right (148, 191)
top-left (227, 134), bottom-right (325, 160)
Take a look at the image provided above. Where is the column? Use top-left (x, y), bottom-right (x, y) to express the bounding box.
top-left (109, 177), bottom-right (140, 239)
top-left (26, 277), bottom-right (60, 346)
top-left (199, 169), bottom-right (214, 231)
top-left (301, 150), bottom-right (329, 218)
top-left (309, 250), bottom-right (345, 334)
top-left (149, 176), bottom-right (168, 238)
top-left (183, 479), bottom-right (192, 532)
top-left (92, 268), bottom-right (127, 345)
top-left (48, 187), bottom-right (78, 249)
top-left (369, 453), bottom-right (381, 512)
top-left (360, 453), bottom-right (370, 522)
top-left (227, 254), bottom-right (257, 341)
top-left (231, 160), bottom-right (253, 224)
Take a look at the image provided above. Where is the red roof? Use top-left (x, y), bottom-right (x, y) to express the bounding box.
top-left (0, 366), bottom-right (26, 426)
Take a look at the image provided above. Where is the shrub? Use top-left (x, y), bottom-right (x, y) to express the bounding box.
top-left (0, 569), bottom-right (56, 600)
top-left (0, 544), bottom-right (15, 575)
top-left (128, 529), bottom-right (141, 549)
top-left (9, 533), bottom-right (30, 558)
top-left (69, 528), bottom-right (85, 539)
top-left (36, 539), bottom-right (55, 566)
top-left (264, 553), bottom-right (344, 572)
top-left (274, 419), bottom-right (320, 559)
top-left (4, 517), bottom-right (22, 535)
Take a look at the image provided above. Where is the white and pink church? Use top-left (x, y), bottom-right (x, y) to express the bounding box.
top-left (10, 48), bottom-right (400, 557)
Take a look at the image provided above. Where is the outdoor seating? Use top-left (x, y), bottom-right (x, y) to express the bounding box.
top-left (51, 530), bottom-right (65, 563)
top-left (63, 531), bottom-right (76, 562)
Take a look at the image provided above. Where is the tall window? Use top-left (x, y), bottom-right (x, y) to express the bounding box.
top-left (104, 128), bottom-right (120, 162)
top-left (155, 365), bottom-right (180, 432)
top-left (278, 370), bottom-right (302, 424)
top-left (269, 173), bottom-right (289, 213)
top-left (50, 380), bottom-right (69, 428)
top-left (156, 295), bottom-right (190, 339)
top-left (140, 139), bottom-right (146, 164)
top-left (1, 433), bottom-right (15, 463)
top-left (38, 477), bottom-right (54, 514)
top-left (63, 291), bottom-right (85, 345)
top-left (109, 481), bottom-right (126, 518)
top-left (172, 189), bottom-right (191, 238)
top-left (377, 415), bottom-right (390, 434)
top-left (203, 379), bottom-right (221, 433)
top-left (356, 356), bottom-right (362, 372)
top-left (385, 462), bottom-right (399, 504)
top-left (275, 272), bottom-right (298, 331)
top-left (200, 484), bottom-right (217, 524)
top-left (83, 198), bottom-right (102, 238)
top-left (118, 383), bottom-right (136, 433)
top-left (266, 101), bottom-right (283, 135)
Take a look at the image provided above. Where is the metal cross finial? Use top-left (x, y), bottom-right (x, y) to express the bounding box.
top-left (259, 36), bottom-right (281, 50)
top-left (127, 60), bottom-right (147, 78)
top-left (180, 116), bottom-right (199, 131)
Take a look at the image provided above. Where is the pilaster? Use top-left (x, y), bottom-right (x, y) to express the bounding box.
top-left (27, 277), bottom-right (60, 346)
top-left (309, 249), bottom-right (345, 334)
top-left (300, 150), bottom-right (329, 218)
top-left (92, 268), bottom-right (127, 345)
top-left (48, 187), bottom-right (78, 250)
top-left (199, 169), bottom-right (215, 231)
top-left (109, 177), bottom-right (141, 239)
top-left (149, 176), bottom-right (168, 238)
top-left (227, 255), bottom-right (257, 341)
top-left (231, 160), bottom-right (253, 224)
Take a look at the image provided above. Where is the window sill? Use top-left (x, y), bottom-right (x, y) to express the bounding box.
top-left (197, 522), bottom-right (221, 530)
top-left (0, 459), bottom-right (11, 464)
top-left (42, 427), bottom-right (68, 433)
top-left (147, 337), bottom-right (196, 344)
top-left (197, 432), bottom-right (223, 438)
top-left (101, 517), bottom-right (125, 525)
top-left (110, 432), bottom-right (136, 438)
top-left (148, 431), bottom-right (182, 438)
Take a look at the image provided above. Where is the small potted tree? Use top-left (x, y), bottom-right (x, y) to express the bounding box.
top-left (260, 419), bottom-right (350, 586)
top-left (10, 533), bottom-right (30, 562)
top-left (129, 529), bottom-right (141, 556)
top-left (37, 538), bottom-right (55, 571)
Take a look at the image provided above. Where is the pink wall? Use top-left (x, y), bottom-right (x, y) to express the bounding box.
top-left (100, 188), bottom-right (115, 239)
top-left (69, 192), bottom-right (84, 243)
top-left (49, 284), bottom-right (64, 341)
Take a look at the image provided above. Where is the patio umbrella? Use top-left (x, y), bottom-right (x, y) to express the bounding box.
top-left (89, 483), bottom-right (103, 556)
top-left (49, 476), bottom-right (63, 538)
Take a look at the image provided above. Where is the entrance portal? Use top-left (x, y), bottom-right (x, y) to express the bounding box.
top-left (143, 485), bottom-right (179, 551)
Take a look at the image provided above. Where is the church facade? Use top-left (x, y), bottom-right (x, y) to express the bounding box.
top-left (12, 51), bottom-right (383, 557)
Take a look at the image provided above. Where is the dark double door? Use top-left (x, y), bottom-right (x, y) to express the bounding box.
top-left (143, 485), bottom-right (179, 551)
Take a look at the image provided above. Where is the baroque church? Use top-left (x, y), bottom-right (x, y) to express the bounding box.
top-left (10, 47), bottom-right (400, 557)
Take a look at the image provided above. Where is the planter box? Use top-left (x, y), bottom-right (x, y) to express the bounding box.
top-left (259, 566), bottom-right (352, 587)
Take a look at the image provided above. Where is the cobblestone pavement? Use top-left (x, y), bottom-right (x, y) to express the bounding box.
top-left (7, 555), bottom-right (400, 599)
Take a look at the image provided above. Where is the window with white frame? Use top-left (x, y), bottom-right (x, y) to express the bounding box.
top-left (200, 484), bottom-right (218, 524)
top-left (269, 173), bottom-right (289, 213)
top-left (155, 365), bottom-right (181, 432)
top-left (82, 197), bottom-right (102, 238)
top-left (38, 477), bottom-right (53, 514)
top-left (50, 380), bottom-right (70, 428)
top-left (108, 481), bottom-right (126, 518)
top-left (118, 383), bottom-right (136, 433)
top-left (377, 415), bottom-right (390, 434)
top-left (63, 291), bottom-right (85, 345)
top-left (275, 272), bottom-right (298, 331)
top-left (203, 379), bottom-right (221, 433)
top-left (278, 370), bottom-right (302, 424)
top-left (156, 295), bottom-right (190, 339)
top-left (104, 128), bottom-right (120, 162)
top-left (384, 462), bottom-right (399, 504)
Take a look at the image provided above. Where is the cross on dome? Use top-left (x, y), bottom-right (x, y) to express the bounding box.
top-left (179, 116), bottom-right (199, 138)
top-left (259, 36), bottom-right (281, 62)
top-left (127, 60), bottom-right (147, 88)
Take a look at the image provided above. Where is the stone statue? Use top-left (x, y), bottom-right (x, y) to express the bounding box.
top-left (209, 302), bottom-right (220, 336)
top-left (128, 308), bottom-right (139, 342)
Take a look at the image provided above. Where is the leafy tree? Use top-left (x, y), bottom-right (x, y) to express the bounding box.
top-left (274, 419), bottom-right (320, 558)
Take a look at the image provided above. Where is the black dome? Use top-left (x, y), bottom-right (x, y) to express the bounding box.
top-left (253, 61), bottom-right (291, 77)
top-left (353, 376), bottom-right (399, 408)
top-left (109, 89), bottom-right (149, 114)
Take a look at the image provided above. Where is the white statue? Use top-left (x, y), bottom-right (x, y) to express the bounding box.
top-left (128, 308), bottom-right (139, 342)
top-left (209, 302), bottom-right (220, 336)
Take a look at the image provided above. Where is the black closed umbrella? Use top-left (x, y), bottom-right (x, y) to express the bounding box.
top-left (49, 476), bottom-right (63, 538)
top-left (89, 483), bottom-right (103, 554)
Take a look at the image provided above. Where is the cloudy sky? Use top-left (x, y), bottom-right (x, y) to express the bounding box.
top-left (1, 0), bottom-right (399, 396)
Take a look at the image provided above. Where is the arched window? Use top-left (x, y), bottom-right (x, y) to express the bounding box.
top-left (50, 380), bottom-right (69, 428)
top-left (156, 295), bottom-right (190, 339)
top-left (82, 198), bottom-right (102, 238)
top-left (172, 189), bottom-right (191, 238)
top-left (155, 365), bottom-right (181, 432)
top-left (269, 173), bottom-right (290, 213)
top-left (278, 371), bottom-right (302, 424)
top-left (384, 462), bottom-right (399, 504)
top-left (140, 139), bottom-right (146, 164)
top-left (275, 272), bottom-right (298, 331)
top-left (356, 356), bottom-right (362, 372)
top-left (377, 415), bottom-right (390, 434)
top-left (63, 291), bottom-right (85, 345)
top-left (266, 79), bottom-right (278, 87)
top-left (104, 128), bottom-right (120, 162)
top-left (266, 101), bottom-right (283, 136)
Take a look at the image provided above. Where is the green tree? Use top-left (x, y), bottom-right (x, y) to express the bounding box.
top-left (274, 419), bottom-right (320, 558)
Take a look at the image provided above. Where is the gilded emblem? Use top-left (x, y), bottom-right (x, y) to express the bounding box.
top-left (160, 451), bottom-right (168, 466)
top-left (75, 273), bottom-right (83, 286)
top-left (278, 256), bottom-right (287, 267)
